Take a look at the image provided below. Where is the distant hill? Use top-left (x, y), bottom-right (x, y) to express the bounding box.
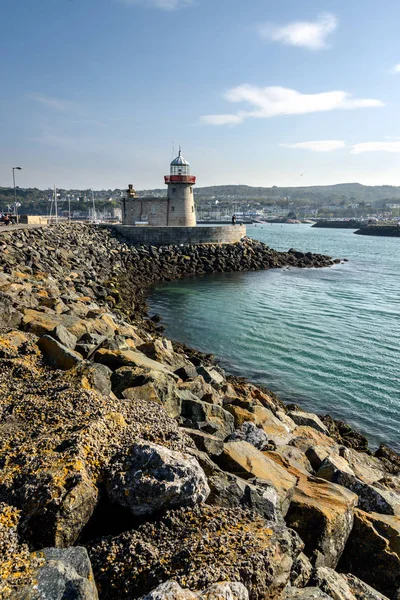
top-left (140, 183), bottom-right (400, 204)
top-left (2, 182), bottom-right (400, 214)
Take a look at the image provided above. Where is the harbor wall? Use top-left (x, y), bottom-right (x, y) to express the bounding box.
top-left (101, 224), bottom-right (247, 245)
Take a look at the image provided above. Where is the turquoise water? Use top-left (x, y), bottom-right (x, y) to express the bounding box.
top-left (148, 224), bottom-right (400, 451)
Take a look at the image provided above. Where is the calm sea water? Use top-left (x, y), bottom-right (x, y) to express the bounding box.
top-left (148, 224), bottom-right (400, 451)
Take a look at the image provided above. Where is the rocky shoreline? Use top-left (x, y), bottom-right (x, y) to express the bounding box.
top-left (0, 224), bottom-right (399, 600)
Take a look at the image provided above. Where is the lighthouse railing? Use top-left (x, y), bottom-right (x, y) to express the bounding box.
top-left (164, 175), bottom-right (196, 184)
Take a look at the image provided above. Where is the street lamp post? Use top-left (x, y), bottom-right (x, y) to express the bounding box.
top-left (12, 167), bottom-right (22, 224)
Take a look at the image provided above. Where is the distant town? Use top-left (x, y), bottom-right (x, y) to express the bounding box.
top-left (1, 182), bottom-right (400, 223)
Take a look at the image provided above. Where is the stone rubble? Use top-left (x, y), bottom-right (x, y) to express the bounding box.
top-left (0, 223), bottom-right (398, 600)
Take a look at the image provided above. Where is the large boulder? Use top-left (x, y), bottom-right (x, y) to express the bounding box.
top-left (37, 335), bottom-right (83, 370)
top-left (312, 567), bottom-right (390, 600)
top-left (190, 448), bottom-right (283, 522)
top-left (181, 397), bottom-right (235, 439)
top-left (182, 428), bottom-right (224, 456)
top-left (338, 509), bottom-right (400, 598)
top-left (22, 309), bottom-right (88, 339)
top-left (317, 454), bottom-right (400, 515)
top-left (285, 473), bottom-right (358, 568)
top-left (106, 442), bottom-right (210, 516)
top-left (141, 581), bottom-right (249, 600)
top-left (218, 441), bottom-right (297, 515)
top-left (88, 504), bottom-right (304, 600)
top-left (0, 349), bottom-right (192, 549)
top-left (288, 410), bottom-right (329, 435)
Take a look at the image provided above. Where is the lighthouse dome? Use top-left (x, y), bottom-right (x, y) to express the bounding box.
top-left (171, 149), bottom-right (189, 167)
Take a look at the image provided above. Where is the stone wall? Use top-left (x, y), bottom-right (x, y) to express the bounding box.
top-left (122, 197), bottom-right (168, 227)
top-left (102, 224), bottom-right (247, 245)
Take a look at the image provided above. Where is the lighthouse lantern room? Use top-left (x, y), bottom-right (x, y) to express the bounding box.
top-left (164, 148), bottom-right (197, 226)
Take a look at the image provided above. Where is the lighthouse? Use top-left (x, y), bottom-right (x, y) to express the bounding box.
top-left (164, 148), bottom-right (196, 226)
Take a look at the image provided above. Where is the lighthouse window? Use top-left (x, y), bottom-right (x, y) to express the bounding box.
top-left (190, 187), bottom-right (193, 194)
top-left (191, 206), bottom-right (194, 212)
top-left (172, 188), bottom-right (176, 193)
top-left (172, 206), bottom-right (175, 211)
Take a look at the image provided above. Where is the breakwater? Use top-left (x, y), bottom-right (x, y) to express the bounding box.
top-left (355, 225), bottom-right (400, 237)
top-left (0, 224), bottom-right (399, 600)
top-left (312, 220), bottom-right (362, 229)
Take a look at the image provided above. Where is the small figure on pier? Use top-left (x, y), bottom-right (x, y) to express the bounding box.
top-left (232, 214), bottom-right (237, 226)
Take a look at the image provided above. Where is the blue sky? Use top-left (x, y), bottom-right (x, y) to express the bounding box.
top-left (1, 0), bottom-right (400, 189)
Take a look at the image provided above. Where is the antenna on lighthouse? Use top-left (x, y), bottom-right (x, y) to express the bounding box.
top-left (171, 143), bottom-right (175, 161)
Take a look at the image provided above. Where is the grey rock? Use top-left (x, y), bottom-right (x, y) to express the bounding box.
top-left (312, 567), bottom-right (390, 600)
top-left (106, 442), bottom-right (210, 516)
top-left (37, 335), bottom-right (83, 370)
top-left (141, 581), bottom-right (249, 600)
top-left (188, 448), bottom-right (283, 522)
top-left (344, 574), bottom-right (390, 600)
top-left (75, 343), bottom-right (96, 358)
top-left (290, 552), bottom-right (313, 588)
top-left (181, 397), bottom-right (235, 439)
top-left (226, 422), bottom-right (269, 451)
top-left (15, 547), bottom-right (98, 599)
top-left (0, 293), bottom-right (22, 328)
top-left (50, 324), bottom-right (78, 350)
top-left (174, 363), bottom-right (198, 382)
top-left (76, 362), bottom-right (113, 396)
top-left (196, 365), bottom-right (225, 387)
top-left (317, 455), bottom-right (400, 515)
top-left (288, 410), bottom-right (329, 435)
top-left (181, 428), bottom-right (224, 456)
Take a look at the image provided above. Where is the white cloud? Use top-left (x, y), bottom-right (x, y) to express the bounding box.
top-left (390, 63), bottom-right (400, 74)
top-left (120, 0), bottom-right (193, 9)
top-left (351, 142), bottom-right (400, 154)
top-left (201, 113), bottom-right (245, 126)
top-left (281, 140), bottom-right (346, 152)
top-left (201, 85), bottom-right (384, 126)
top-left (259, 13), bottom-right (337, 50)
top-left (30, 93), bottom-right (82, 114)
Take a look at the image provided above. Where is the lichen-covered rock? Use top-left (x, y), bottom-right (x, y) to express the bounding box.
top-left (0, 503), bottom-right (44, 598)
top-left (88, 504), bottom-right (304, 600)
top-left (226, 422), bottom-right (269, 450)
top-left (338, 509), bottom-right (400, 598)
top-left (0, 349), bottom-right (193, 548)
top-left (106, 442), bottom-right (210, 516)
top-left (141, 581), bottom-right (249, 600)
